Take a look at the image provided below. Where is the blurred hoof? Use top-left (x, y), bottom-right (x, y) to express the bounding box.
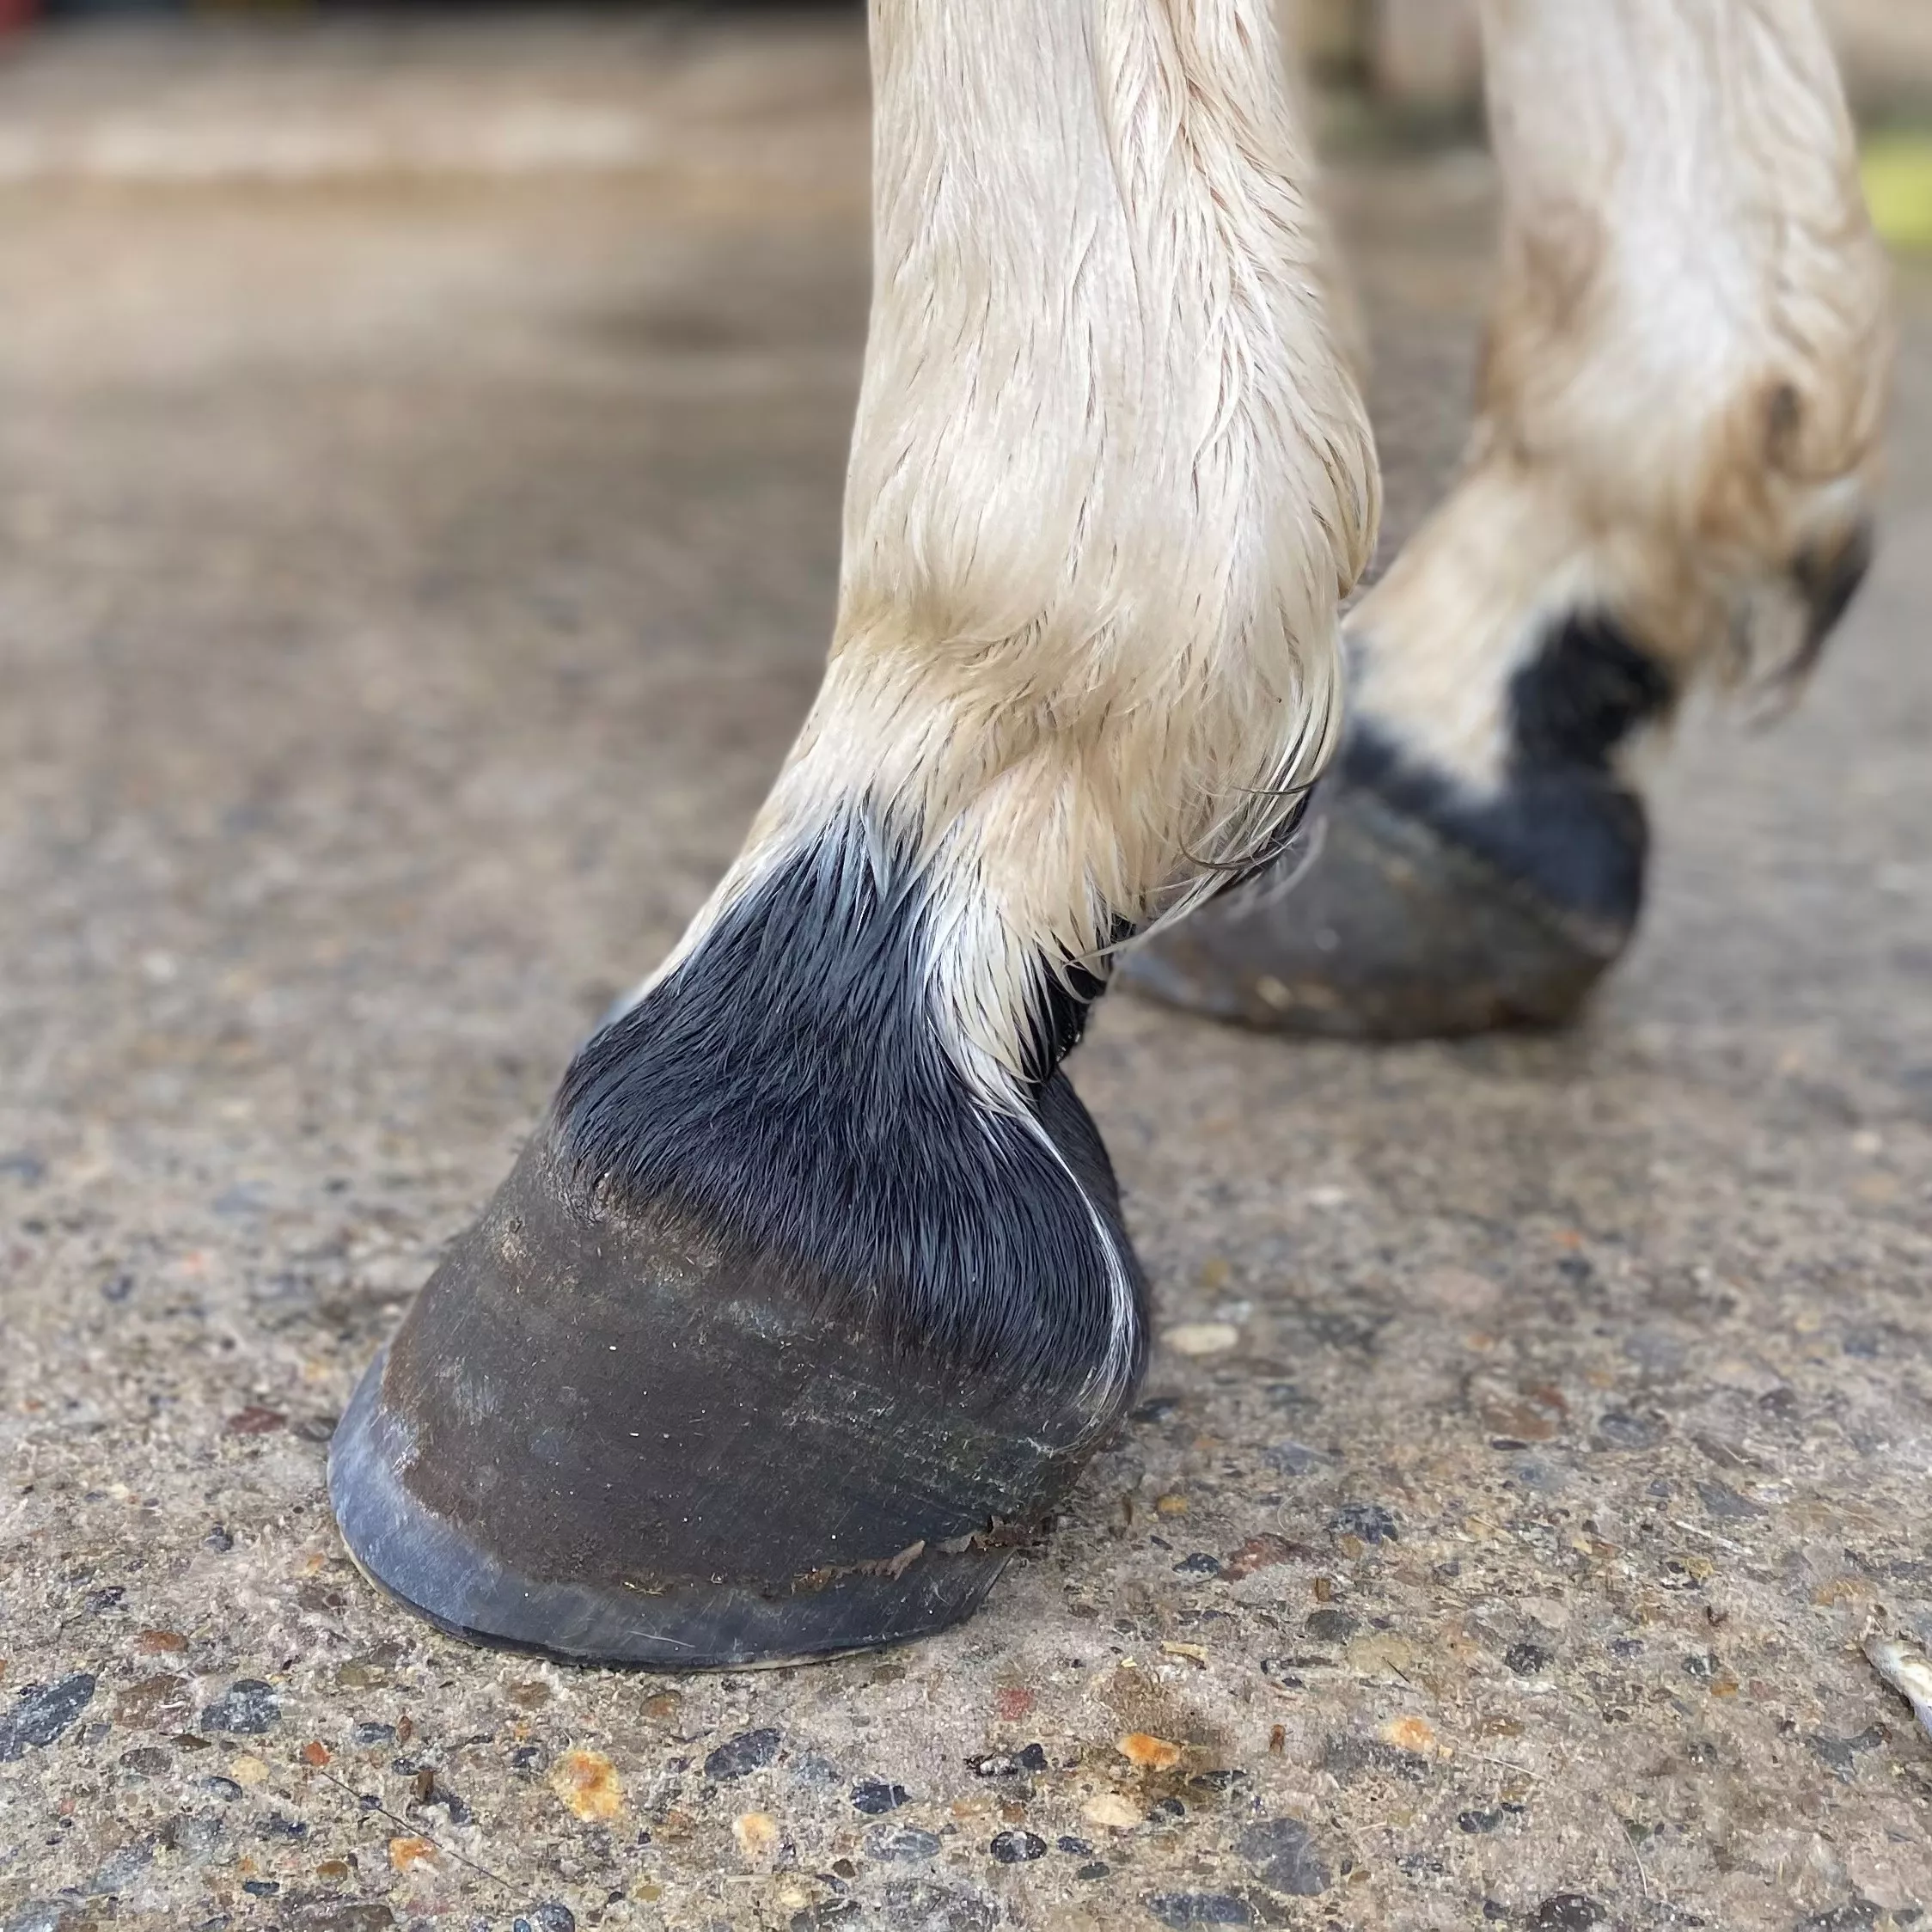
top-left (1120, 738), bottom-right (1645, 1040)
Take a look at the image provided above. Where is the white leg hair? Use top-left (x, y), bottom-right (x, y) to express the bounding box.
top-left (1352, 0), bottom-right (1893, 791)
top-left (646, 0), bottom-right (1377, 1100)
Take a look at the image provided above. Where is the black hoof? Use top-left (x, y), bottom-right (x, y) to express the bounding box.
top-left (1121, 611), bottom-right (1669, 1040)
top-left (330, 822), bottom-right (1146, 1668)
top-left (1117, 761), bottom-right (1640, 1037)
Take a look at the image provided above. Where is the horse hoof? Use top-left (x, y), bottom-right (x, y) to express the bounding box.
top-left (330, 822), bottom-right (1146, 1667)
top-left (1118, 738), bottom-right (1646, 1040)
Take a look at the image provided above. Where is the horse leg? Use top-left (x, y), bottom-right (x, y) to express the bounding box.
top-left (1125, 0), bottom-right (1892, 1036)
top-left (328, 0), bottom-right (1375, 1668)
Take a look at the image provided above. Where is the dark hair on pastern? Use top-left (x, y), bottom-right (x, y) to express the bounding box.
top-left (553, 812), bottom-right (1146, 1395)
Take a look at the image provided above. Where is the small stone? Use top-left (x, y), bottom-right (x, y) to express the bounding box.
top-left (202, 1679), bottom-right (279, 1734)
top-left (1532, 1897), bottom-right (1605, 1929)
top-left (1118, 1732), bottom-right (1183, 1770)
top-left (224, 1406), bottom-right (287, 1436)
top-left (852, 1777), bottom-right (910, 1814)
top-left (134, 1629), bottom-right (188, 1654)
top-left (1262, 1442), bottom-right (1330, 1478)
top-left (732, 1811), bottom-right (780, 1858)
top-left (300, 1739), bottom-right (331, 1766)
top-left (1697, 1480), bottom-right (1766, 1522)
top-left (83, 1840), bottom-right (155, 1896)
top-left (989, 1830), bottom-right (1047, 1863)
top-left (1305, 1609), bottom-right (1357, 1643)
top-left (1146, 1894), bottom-right (1253, 1927)
top-left (878, 1879), bottom-right (994, 1932)
top-left (1224, 1533), bottom-right (1314, 1580)
top-left (119, 1746), bottom-right (172, 1776)
top-left (1381, 1716), bottom-right (1437, 1756)
top-left (1459, 1809), bottom-right (1503, 1833)
top-left (388, 1835), bottom-right (438, 1871)
top-left (527, 1907), bottom-right (577, 1932)
top-left (1165, 1324), bottom-right (1241, 1357)
top-left (1235, 1816), bottom-right (1331, 1896)
top-left (161, 1811), bottom-right (223, 1859)
top-left (1175, 1553), bottom-right (1221, 1575)
top-left (505, 1680), bottom-right (552, 1710)
top-left (1083, 1792), bottom-right (1142, 1831)
top-left (1328, 1502), bottom-right (1398, 1545)
top-left (1058, 1836), bottom-right (1093, 1855)
top-left (550, 1746), bottom-right (622, 1819)
top-left (228, 1754), bottom-right (271, 1785)
top-left (354, 1721), bottom-right (397, 1746)
top-left (993, 1684), bottom-right (1035, 1722)
top-left (1507, 1642), bottom-right (1552, 1677)
top-left (1798, 1904), bottom-right (1886, 1932)
top-left (705, 1726), bottom-right (781, 1781)
top-left (115, 1673), bottom-right (194, 1730)
top-left (337, 1656), bottom-right (392, 1691)
top-left (1155, 1494), bottom-right (1189, 1515)
top-left (1593, 1410), bottom-right (1664, 1450)
top-left (0, 1673), bottom-right (97, 1759)
top-left (242, 1879), bottom-right (280, 1897)
top-left (862, 1822), bottom-right (942, 1863)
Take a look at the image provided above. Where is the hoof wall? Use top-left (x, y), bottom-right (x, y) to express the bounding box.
top-left (1120, 772), bottom-right (1638, 1039)
top-left (328, 1085), bottom-right (1136, 1670)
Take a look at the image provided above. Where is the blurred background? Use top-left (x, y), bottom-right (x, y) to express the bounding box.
top-left (4, 0), bottom-right (1932, 116)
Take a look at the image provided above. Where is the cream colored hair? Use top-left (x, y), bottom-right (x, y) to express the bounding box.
top-left (653, 0), bottom-right (1378, 1104)
top-left (1354, 0), bottom-right (1893, 790)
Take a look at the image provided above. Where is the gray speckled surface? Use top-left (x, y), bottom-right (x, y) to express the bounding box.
top-left (0, 18), bottom-right (1928, 1932)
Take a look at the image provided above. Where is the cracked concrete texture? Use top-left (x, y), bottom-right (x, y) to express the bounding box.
top-left (1, 15), bottom-right (1929, 1932)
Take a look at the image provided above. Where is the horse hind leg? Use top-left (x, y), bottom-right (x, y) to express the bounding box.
top-left (1124, 0), bottom-right (1892, 1037)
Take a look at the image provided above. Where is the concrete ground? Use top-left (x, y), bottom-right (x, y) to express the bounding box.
top-left (1, 16), bottom-right (1929, 1932)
